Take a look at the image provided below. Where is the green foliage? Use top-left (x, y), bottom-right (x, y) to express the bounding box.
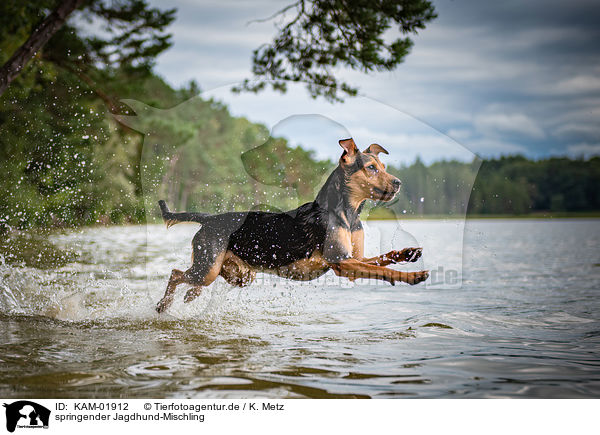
top-left (0, 0), bottom-right (175, 231)
top-left (83, 0), bottom-right (175, 71)
top-left (116, 98), bottom-right (333, 218)
top-left (387, 156), bottom-right (600, 217)
top-left (235, 0), bottom-right (437, 102)
top-left (387, 157), bottom-right (480, 216)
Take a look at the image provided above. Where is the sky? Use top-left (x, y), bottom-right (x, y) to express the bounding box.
top-left (143, 0), bottom-right (600, 164)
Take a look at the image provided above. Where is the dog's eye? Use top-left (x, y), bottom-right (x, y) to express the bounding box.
top-left (367, 164), bottom-right (377, 171)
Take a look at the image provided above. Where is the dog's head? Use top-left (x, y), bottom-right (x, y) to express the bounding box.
top-left (338, 138), bottom-right (401, 207)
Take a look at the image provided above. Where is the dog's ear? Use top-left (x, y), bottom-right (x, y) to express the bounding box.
top-left (339, 138), bottom-right (359, 164)
top-left (363, 143), bottom-right (389, 156)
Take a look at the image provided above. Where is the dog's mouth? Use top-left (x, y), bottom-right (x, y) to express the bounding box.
top-left (372, 186), bottom-right (397, 201)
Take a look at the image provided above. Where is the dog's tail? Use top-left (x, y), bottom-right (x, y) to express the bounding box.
top-left (158, 200), bottom-right (208, 228)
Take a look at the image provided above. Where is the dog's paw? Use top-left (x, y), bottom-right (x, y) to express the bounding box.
top-left (408, 270), bottom-right (429, 285)
top-left (156, 297), bottom-right (172, 314)
top-left (390, 247), bottom-right (422, 263)
top-left (184, 288), bottom-right (202, 303)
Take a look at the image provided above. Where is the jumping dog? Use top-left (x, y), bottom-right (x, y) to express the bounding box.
top-left (156, 138), bottom-right (429, 313)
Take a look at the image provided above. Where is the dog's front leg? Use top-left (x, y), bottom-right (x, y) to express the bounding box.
top-left (361, 247), bottom-right (423, 266)
top-left (329, 258), bottom-right (428, 285)
top-left (351, 229), bottom-right (422, 266)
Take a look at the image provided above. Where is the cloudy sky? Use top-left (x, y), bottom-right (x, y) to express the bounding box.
top-left (145, 0), bottom-right (600, 164)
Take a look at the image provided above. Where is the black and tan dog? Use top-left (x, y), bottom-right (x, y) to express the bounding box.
top-left (156, 138), bottom-right (429, 313)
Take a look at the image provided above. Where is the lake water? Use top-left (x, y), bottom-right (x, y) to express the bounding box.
top-left (1, 219), bottom-right (599, 398)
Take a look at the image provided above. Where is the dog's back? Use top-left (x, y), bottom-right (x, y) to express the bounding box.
top-left (226, 202), bottom-right (326, 269)
top-left (159, 199), bottom-right (326, 269)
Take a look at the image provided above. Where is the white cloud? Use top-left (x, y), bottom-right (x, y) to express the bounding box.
top-left (201, 83), bottom-right (478, 164)
top-left (466, 138), bottom-right (528, 156)
top-left (566, 143), bottom-right (600, 158)
top-left (546, 75), bottom-right (600, 96)
top-left (168, 23), bottom-right (273, 48)
top-left (554, 122), bottom-right (600, 138)
top-left (545, 100), bottom-right (600, 129)
top-left (446, 128), bottom-right (473, 141)
top-left (350, 128), bottom-right (476, 165)
top-left (474, 111), bottom-right (546, 139)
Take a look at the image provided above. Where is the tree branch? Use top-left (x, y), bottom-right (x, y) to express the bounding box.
top-left (246, 0), bottom-right (302, 25)
top-left (0, 0), bottom-right (86, 97)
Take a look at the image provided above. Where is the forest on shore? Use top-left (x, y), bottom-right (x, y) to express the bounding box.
top-left (387, 155), bottom-right (599, 218)
top-left (1, 53), bottom-right (598, 234)
top-left (1, 60), bottom-right (599, 233)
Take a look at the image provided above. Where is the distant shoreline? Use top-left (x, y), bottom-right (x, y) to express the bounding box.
top-left (364, 210), bottom-right (600, 220)
top-left (2, 212), bottom-right (598, 239)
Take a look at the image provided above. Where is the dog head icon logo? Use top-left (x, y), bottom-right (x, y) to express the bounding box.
top-left (3, 401), bottom-right (50, 433)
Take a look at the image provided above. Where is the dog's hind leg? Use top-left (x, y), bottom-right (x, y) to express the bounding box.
top-left (156, 255), bottom-right (226, 312)
top-left (181, 227), bottom-right (230, 304)
top-left (156, 226), bottom-right (229, 313)
top-left (183, 286), bottom-right (203, 303)
top-left (156, 269), bottom-right (185, 313)
top-left (182, 251), bottom-right (226, 304)
top-left (219, 251), bottom-right (256, 287)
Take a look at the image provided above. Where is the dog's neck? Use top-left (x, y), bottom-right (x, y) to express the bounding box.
top-left (314, 166), bottom-right (364, 229)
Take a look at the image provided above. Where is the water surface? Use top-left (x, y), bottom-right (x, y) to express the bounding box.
top-left (1, 219), bottom-right (599, 398)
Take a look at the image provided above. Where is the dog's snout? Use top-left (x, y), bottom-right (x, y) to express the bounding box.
top-left (392, 178), bottom-right (402, 189)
